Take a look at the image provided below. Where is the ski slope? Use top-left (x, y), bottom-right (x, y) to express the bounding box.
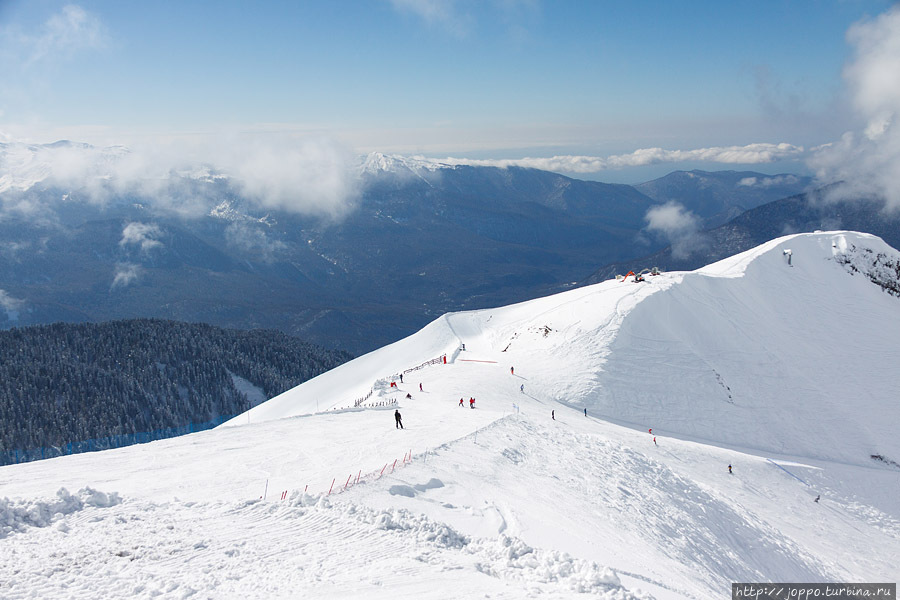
top-left (1, 231), bottom-right (898, 599)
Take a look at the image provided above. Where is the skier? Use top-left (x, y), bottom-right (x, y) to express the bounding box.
top-left (394, 410), bottom-right (403, 429)
top-left (814, 495), bottom-right (820, 503)
top-left (728, 464), bottom-right (732, 474)
top-left (400, 373), bottom-right (403, 383)
top-left (419, 383), bottom-right (423, 392)
top-left (649, 428), bottom-right (652, 434)
top-left (510, 366), bottom-right (514, 375)
top-left (584, 408), bottom-right (587, 417)
top-left (406, 392), bottom-right (412, 399)
top-left (459, 397), bottom-right (464, 407)
top-left (653, 436), bottom-right (657, 446)
top-left (520, 384), bottom-right (524, 393)
top-left (552, 410), bottom-right (555, 420)
top-left (469, 397), bottom-right (475, 409)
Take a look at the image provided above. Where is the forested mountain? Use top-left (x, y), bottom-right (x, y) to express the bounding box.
top-left (0, 319), bottom-right (351, 460)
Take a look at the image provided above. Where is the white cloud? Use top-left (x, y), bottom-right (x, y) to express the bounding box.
top-left (36, 5), bottom-right (107, 61)
top-left (0, 289), bottom-right (24, 312)
top-left (389, 0), bottom-right (471, 35)
top-left (808, 6), bottom-right (900, 210)
top-left (645, 201), bottom-right (699, 235)
top-left (0, 288), bottom-right (24, 321)
top-left (111, 262), bottom-right (141, 288)
top-left (428, 142), bottom-right (806, 173)
top-left (388, 0), bottom-right (539, 38)
top-left (219, 136), bottom-right (360, 220)
top-left (120, 223), bottom-right (163, 253)
top-left (224, 222), bottom-right (286, 262)
top-left (0, 134), bottom-right (361, 220)
top-left (737, 174), bottom-right (802, 188)
top-left (390, 0), bottom-right (457, 23)
top-left (644, 201), bottom-right (705, 260)
top-left (0, 4), bottom-right (108, 67)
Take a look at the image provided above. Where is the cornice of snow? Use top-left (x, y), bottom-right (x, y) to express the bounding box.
top-left (694, 230), bottom-right (897, 280)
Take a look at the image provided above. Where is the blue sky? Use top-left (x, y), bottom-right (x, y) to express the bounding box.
top-left (0, 0), bottom-right (897, 182)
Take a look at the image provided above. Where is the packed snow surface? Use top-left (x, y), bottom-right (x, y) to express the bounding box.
top-left (1, 231), bottom-right (899, 599)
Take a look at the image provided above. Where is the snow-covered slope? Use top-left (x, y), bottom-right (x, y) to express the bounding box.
top-left (594, 232), bottom-right (900, 464)
top-left (234, 230), bottom-right (900, 466)
top-left (1, 231), bottom-right (898, 599)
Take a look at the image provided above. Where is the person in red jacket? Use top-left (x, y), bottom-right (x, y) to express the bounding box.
top-left (469, 397), bottom-right (475, 409)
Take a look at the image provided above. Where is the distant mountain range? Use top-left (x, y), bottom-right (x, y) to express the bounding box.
top-left (0, 142), bottom-right (819, 354)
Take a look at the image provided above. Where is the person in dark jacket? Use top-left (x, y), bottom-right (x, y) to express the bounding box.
top-left (395, 410), bottom-right (403, 429)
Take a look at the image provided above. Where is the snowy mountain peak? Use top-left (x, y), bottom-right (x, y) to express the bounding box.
top-left (360, 152), bottom-right (458, 176)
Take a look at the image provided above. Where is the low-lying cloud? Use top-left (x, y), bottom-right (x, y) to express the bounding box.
top-left (429, 142), bottom-right (806, 173)
top-left (120, 222), bottom-right (163, 253)
top-left (737, 174), bottom-right (803, 188)
top-left (224, 222), bottom-right (286, 263)
top-left (808, 6), bottom-right (900, 210)
top-left (0, 289), bottom-right (24, 313)
top-left (111, 262), bottom-right (141, 288)
top-left (223, 137), bottom-right (360, 219)
top-left (644, 201), bottom-right (705, 260)
top-left (0, 135), bottom-right (361, 220)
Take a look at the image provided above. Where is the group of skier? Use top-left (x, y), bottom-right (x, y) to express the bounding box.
top-left (458, 397), bottom-right (476, 409)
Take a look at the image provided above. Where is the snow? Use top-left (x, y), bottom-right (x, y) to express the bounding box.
top-left (360, 152), bottom-right (457, 177)
top-left (228, 372), bottom-right (267, 409)
top-left (1, 230), bottom-right (899, 598)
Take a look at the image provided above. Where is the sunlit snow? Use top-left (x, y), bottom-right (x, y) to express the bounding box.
top-left (1, 231), bottom-right (898, 599)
